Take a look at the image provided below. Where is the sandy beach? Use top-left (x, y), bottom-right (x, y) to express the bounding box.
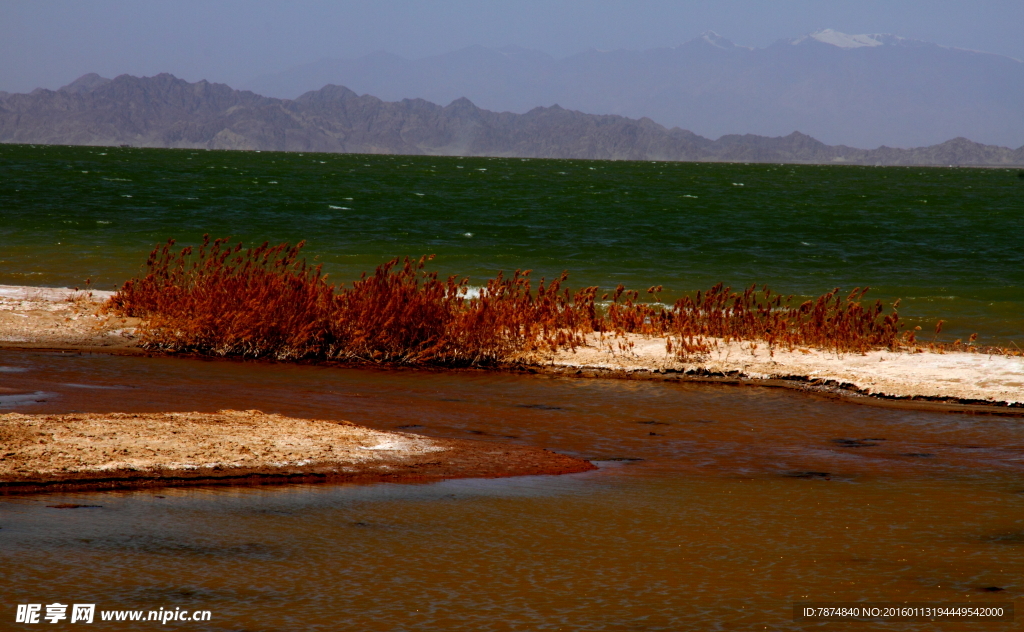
top-left (0, 409), bottom-right (595, 494)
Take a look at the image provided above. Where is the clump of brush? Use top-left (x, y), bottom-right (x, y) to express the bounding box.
top-left (109, 236), bottom-right (984, 365)
top-left (662, 284), bottom-right (905, 357)
top-left (107, 236), bottom-right (595, 364)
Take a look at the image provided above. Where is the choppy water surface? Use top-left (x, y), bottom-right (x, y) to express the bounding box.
top-left (2, 144), bottom-right (1023, 343)
top-left (2, 350), bottom-right (1022, 630)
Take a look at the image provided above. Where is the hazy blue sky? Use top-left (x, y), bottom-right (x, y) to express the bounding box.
top-left (2, 0), bottom-right (1022, 93)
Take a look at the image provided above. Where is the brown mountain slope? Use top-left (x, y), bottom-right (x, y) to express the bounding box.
top-left (1, 73), bottom-right (1022, 166)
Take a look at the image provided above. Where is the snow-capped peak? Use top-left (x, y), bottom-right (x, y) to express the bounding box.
top-left (794, 29), bottom-right (900, 49)
top-left (699, 31), bottom-right (733, 49)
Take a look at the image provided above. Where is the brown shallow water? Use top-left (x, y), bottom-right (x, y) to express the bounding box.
top-left (1, 349), bottom-right (1022, 630)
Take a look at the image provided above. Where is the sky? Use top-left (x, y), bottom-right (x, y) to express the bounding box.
top-left (2, 0), bottom-right (1023, 94)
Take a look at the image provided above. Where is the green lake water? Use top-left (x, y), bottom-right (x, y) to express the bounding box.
top-left (1, 144), bottom-right (1022, 343)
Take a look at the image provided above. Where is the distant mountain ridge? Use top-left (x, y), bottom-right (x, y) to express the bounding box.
top-left (1, 73), bottom-right (1022, 166)
top-left (242, 30), bottom-right (1024, 149)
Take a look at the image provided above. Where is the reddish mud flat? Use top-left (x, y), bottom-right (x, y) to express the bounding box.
top-left (0, 410), bottom-right (595, 494)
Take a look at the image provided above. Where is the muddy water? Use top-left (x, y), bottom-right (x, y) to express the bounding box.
top-left (1, 349), bottom-right (1022, 631)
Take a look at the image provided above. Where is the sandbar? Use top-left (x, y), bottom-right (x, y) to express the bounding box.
top-left (0, 409), bottom-right (595, 494)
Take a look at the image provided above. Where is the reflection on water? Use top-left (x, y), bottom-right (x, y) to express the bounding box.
top-left (1, 349), bottom-right (1022, 630)
top-left (0, 390), bottom-right (54, 409)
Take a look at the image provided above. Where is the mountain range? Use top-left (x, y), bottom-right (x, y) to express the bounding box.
top-left (241, 30), bottom-right (1024, 150)
top-left (1, 72), bottom-right (1022, 166)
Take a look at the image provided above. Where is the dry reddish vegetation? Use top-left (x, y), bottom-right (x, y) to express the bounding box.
top-left (107, 236), bottom-right (965, 365)
top-left (107, 237), bottom-right (593, 364)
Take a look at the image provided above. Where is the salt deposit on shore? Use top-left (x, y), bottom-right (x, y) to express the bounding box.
top-left (543, 333), bottom-right (1024, 406)
top-left (0, 285), bottom-right (138, 350)
top-left (0, 410), bottom-right (595, 493)
top-left (0, 285), bottom-right (115, 302)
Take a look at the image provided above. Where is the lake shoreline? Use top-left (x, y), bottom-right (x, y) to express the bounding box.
top-left (529, 331), bottom-right (1024, 414)
top-left (525, 365), bottom-right (1024, 416)
top-left (2, 286), bottom-right (1022, 416)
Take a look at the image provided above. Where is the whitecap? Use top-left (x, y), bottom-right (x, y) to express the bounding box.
top-left (121, 194), bottom-right (132, 198)
top-left (732, 182), bottom-right (744, 186)
top-left (97, 220), bottom-right (111, 225)
top-left (414, 193), bottom-right (425, 196)
top-left (329, 205), bottom-right (351, 210)
top-left (463, 232), bottom-right (473, 237)
top-left (682, 194), bottom-right (698, 198)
